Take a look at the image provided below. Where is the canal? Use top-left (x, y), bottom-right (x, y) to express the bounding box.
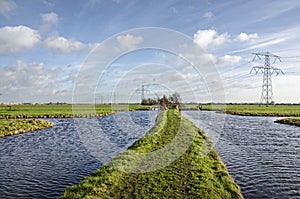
top-left (182, 110), bottom-right (300, 199)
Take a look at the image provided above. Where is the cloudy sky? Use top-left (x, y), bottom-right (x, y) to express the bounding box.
top-left (0, 0), bottom-right (300, 103)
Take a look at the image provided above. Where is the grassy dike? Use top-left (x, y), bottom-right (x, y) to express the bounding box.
top-left (60, 110), bottom-right (243, 199)
top-left (275, 117), bottom-right (300, 127)
top-left (0, 120), bottom-right (54, 138)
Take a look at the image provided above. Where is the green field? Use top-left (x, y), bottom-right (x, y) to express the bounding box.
top-left (0, 120), bottom-right (54, 137)
top-left (198, 104), bottom-right (300, 117)
top-left (60, 110), bottom-right (242, 199)
top-left (0, 104), bottom-right (151, 119)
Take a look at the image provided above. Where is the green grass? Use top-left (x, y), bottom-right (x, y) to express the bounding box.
top-left (0, 104), bottom-right (151, 119)
top-left (0, 119), bottom-right (54, 138)
top-left (275, 117), bottom-right (300, 127)
top-left (59, 110), bottom-right (243, 199)
top-left (199, 104), bottom-right (300, 117)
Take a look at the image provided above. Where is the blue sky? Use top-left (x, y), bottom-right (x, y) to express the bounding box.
top-left (1, 0), bottom-right (300, 103)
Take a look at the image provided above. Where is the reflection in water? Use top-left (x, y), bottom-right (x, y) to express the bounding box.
top-left (182, 111), bottom-right (300, 199)
top-left (0, 111), bottom-right (158, 199)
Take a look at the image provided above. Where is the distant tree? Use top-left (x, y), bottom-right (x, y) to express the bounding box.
top-left (169, 92), bottom-right (181, 105)
top-left (159, 95), bottom-right (169, 110)
top-left (141, 98), bottom-right (158, 105)
top-left (141, 98), bottom-right (149, 105)
top-left (142, 92), bottom-right (182, 110)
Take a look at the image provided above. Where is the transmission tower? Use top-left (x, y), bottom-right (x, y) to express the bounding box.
top-left (136, 85), bottom-right (150, 102)
top-left (250, 52), bottom-right (284, 106)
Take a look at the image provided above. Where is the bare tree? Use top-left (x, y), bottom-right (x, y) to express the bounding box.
top-left (169, 92), bottom-right (181, 105)
top-left (159, 95), bottom-right (169, 110)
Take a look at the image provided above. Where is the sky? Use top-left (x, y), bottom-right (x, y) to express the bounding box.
top-left (0, 0), bottom-right (300, 104)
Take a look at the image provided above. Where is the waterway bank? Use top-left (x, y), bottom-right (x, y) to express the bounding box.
top-left (183, 110), bottom-right (300, 198)
top-left (60, 110), bottom-right (243, 199)
top-left (275, 117), bottom-right (300, 127)
top-left (200, 104), bottom-right (300, 117)
top-left (0, 111), bottom-right (157, 198)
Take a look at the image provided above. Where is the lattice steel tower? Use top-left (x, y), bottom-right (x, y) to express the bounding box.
top-left (136, 85), bottom-right (149, 102)
top-left (250, 52), bottom-right (284, 106)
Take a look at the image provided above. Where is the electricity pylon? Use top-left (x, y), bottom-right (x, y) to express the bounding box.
top-left (250, 52), bottom-right (284, 106)
top-left (136, 84), bottom-right (150, 102)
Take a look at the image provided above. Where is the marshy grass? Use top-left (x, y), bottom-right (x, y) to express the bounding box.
top-left (0, 119), bottom-right (54, 138)
top-left (275, 117), bottom-right (300, 127)
top-left (59, 109), bottom-right (243, 199)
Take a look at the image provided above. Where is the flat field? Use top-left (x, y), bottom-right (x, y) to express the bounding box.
top-left (198, 104), bottom-right (300, 117)
top-left (0, 104), bottom-right (151, 119)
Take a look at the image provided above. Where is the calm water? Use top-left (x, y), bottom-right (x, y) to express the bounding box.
top-left (182, 111), bottom-right (300, 199)
top-left (0, 111), bottom-right (158, 198)
top-left (1, 110), bottom-right (299, 198)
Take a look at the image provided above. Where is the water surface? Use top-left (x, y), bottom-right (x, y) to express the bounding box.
top-left (183, 111), bottom-right (300, 199)
top-left (0, 111), bottom-right (158, 198)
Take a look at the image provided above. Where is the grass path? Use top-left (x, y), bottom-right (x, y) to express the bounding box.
top-left (59, 110), bottom-right (243, 199)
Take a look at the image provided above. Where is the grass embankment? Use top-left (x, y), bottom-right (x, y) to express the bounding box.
top-left (60, 110), bottom-right (243, 199)
top-left (200, 104), bottom-right (300, 117)
top-left (275, 118), bottom-right (300, 127)
top-left (0, 104), bottom-right (151, 119)
top-left (0, 119), bottom-right (54, 138)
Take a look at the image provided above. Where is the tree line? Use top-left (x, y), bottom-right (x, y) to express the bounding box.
top-left (141, 92), bottom-right (181, 110)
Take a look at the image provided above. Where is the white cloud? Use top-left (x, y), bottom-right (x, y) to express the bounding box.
top-left (203, 11), bottom-right (214, 20)
top-left (0, 61), bottom-right (54, 100)
top-left (178, 53), bottom-right (216, 68)
top-left (112, 0), bottom-right (123, 3)
top-left (0, 61), bottom-right (76, 103)
top-left (44, 36), bottom-right (86, 53)
top-left (117, 34), bottom-right (144, 50)
top-left (171, 7), bottom-right (178, 14)
top-left (42, 0), bottom-right (55, 7)
top-left (193, 29), bottom-right (229, 50)
top-left (87, 42), bottom-right (100, 51)
top-left (40, 12), bottom-right (58, 25)
top-left (1, 61), bottom-right (52, 88)
top-left (248, 38), bottom-right (286, 50)
top-left (178, 52), bottom-right (241, 71)
top-left (237, 32), bottom-right (259, 42)
top-left (0, 0), bottom-right (16, 17)
top-left (217, 55), bottom-right (242, 66)
top-left (0, 25), bottom-right (40, 55)
top-left (231, 37), bottom-right (286, 54)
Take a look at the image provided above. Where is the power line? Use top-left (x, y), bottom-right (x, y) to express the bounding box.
top-left (223, 74), bottom-right (252, 84)
top-left (273, 47), bottom-right (300, 53)
top-left (221, 61), bottom-right (252, 78)
top-left (285, 72), bottom-right (300, 75)
top-left (280, 60), bottom-right (300, 63)
top-left (281, 56), bottom-right (300, 59)
top-left (250, 52), bottom-right (284, 106)
top-left (231, 61), bottom-right (252, 70)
